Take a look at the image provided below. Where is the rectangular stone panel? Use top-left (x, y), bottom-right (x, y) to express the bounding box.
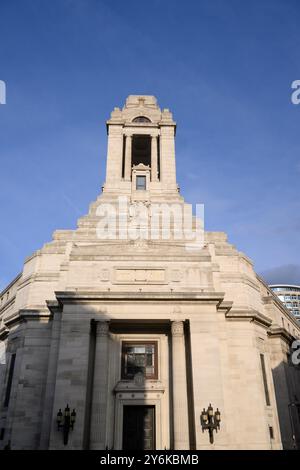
top-left (114, 268), bottom-right (166, 284)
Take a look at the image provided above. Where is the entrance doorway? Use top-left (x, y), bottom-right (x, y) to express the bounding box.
top-left (122, 405), bottom-right (155, 450)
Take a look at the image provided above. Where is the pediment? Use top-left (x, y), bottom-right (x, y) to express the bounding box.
top-left (132, 163), bottom-right (150, 171)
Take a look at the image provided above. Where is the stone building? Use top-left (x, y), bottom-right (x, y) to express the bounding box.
top-left (0, 95), bottom-right (300, 450)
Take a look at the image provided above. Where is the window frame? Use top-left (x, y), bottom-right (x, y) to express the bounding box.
top-left (121, 341), bottom-right (158, 380)
top-left (136, 175), bottom-right (146, 190)
top-left (260, 353), bottom-right (271, 406)
top-left (4, 353), bottom-right (16, 407)
top-left (132, 116), bottom-right (151, 123)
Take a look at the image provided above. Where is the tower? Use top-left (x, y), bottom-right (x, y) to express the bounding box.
top-left (104, 95), bottom-right (180, 200)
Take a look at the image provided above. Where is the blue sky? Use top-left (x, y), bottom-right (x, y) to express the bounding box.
top-left (0, 0), bottom-right (300, 290)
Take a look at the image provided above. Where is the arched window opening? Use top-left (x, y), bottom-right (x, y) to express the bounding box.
top-left (132, 116), bottom-right (151, 123)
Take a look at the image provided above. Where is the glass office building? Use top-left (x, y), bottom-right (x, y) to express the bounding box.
top-left (270, 285), bottom-right (300, 323)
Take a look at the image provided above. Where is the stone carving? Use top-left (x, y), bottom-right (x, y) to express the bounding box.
top-left (99, 269), bottom-right (109, 281)
top-left (96, 321), bottom-right (109, 337)
top-left (134, 372), bottom-right (145, 387)
top-left (171, 270), bottom-right (182, 282)
top-left (171, 321), bottom-right (184, 337)
top-left (115, 268), bottom-right (165, 284)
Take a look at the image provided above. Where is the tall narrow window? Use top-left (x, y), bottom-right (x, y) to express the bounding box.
top-left (4, 353), bottom-right (16, 407)
top-left (157, 136), bottom-right (160, 180)
top-left (260, 353), bottom-right (270, 406)
top-left (132, 135), bottom-right (151, 167)
top-left (122, 135), bottom-right (126, 179)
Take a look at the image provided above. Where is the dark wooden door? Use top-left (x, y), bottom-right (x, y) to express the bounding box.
top-left (123, 405), bottom-right (155, 450)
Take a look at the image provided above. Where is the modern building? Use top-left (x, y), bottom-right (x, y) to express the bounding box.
top-left (269, 285), bottom-right (300, 323)
top-left (0, 95), bottom-right (300, 450)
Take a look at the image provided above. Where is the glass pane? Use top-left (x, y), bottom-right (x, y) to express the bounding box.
top-left (123, 342), bottom-right (156, 378)
top-left (136, 176), bottom-right (146, 190)
top-left (146, 354), bottom-right (153, 366)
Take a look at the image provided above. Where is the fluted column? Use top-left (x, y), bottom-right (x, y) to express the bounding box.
top-left (89, 321), bottom-right (109, 449)
top-left (124, 134), bottom-right (132, 181)
top-left (151, 135), bottom-right (158, 181)
top-left (171, 321), bottom-right (189, 449)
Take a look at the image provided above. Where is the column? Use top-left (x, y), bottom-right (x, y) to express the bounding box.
top-left (171, 321), bottom-right (189, 449)
top-left (160, 125), bottom-right (177, 190)
top-left (105, 124), bottom-right (123, 189)
top-left (151, 135), bottom-right (158, 182)
top-left (89, 321), bottom-right (110, 450)
top-left (124, 134), bottom-right (132, 181)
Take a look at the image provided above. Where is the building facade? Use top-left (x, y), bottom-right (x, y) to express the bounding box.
top-left (0, 95), bottom-right (300, 450)
top-left (270, 285), bottom-right (300, 323)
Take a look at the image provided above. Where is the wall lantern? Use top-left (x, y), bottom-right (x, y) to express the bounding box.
top-left (57, 405), bottom-right (76, 445)
top-left (200, 404), bottom-right (221, 444)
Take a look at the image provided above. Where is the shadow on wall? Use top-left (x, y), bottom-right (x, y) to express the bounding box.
top-left (272, 359), bottom-right (300, 449)
top-left (82, 316), bottom-right (174, 451)
top-left (0, 304), bottom-right (197, 450)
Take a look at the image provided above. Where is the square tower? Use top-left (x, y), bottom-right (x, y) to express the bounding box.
top-left (104, 95), bottom-right (179, 200)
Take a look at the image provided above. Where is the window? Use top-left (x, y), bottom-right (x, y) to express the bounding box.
top-left (260, 353), bottom-right (271, 406)
top-left (4, 353), bottom-right (16, 407)
top-left (132, 135), bottom-right (151, 166)
top-left (132, 116), bottom-right (151, 123)
top-left (121, 342), bottom-right (157, 379)
top-left (136, 175), bottom-right (146, 190)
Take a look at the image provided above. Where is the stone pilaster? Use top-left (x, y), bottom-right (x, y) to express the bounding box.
top-left (160, 125), bottom-right (177, 191)
top-left (171, 321), bottom-right (189, 449)
top-left (124, 135), bottom-right (132, 181)
top-left (105, 125), bottom-right (123, 188)
top-left (89, 321), bottom-right (110, 450)
top-left (151, 136), bottom-right (158, 181)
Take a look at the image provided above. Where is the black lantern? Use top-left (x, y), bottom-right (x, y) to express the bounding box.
top-left (57, 404), bottom-right (76, 445)
top-left (200, 404), bottom-right (221, 444)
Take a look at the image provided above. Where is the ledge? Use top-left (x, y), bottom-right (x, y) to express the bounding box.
top-left (51, 289), bottom-right (225, 306)
top-left (4, 309), bottom-right (51, 328)
top-left (267, 326), bottom-right (295, 344)
top-left (114, 379), bottom-right (165, 395)
top-left (0, 326), bottom-right (9, 340)
top-left (225, 308), bottom-right (272, 328)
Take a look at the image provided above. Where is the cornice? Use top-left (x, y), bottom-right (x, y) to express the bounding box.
top-left (219, 272), bottom-right (260, 292)
top-left (0, 326), bottom-right (9, 340)
top-left (49, 290), bottom-right (226, 308)
top-left (4, 308), bottom-right (51, 328)
top-left (0, 273), bottom-right (22, 297)
top-left (0, 295), bottom-right (16, 315)
top-left (267, 326), bottom-right (295, 344)
top-left (263, 294), bottom-right (300, 328)
top-left (225, 308), bottom-right (272, 328)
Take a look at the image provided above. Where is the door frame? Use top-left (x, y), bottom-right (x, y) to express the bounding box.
top-left (122, 404), bottom-right (156, 450)
top-left (114, 398), bottom-right (162, 449)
